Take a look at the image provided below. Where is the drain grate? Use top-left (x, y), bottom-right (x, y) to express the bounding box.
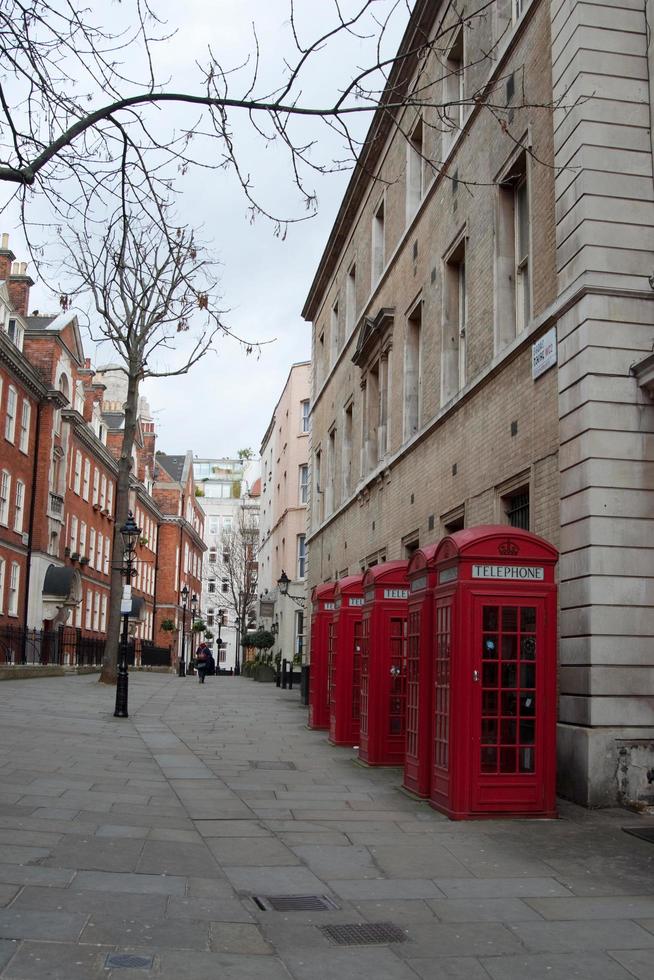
top-left (319, 922), bottom-right (406, 946)
top-left (623, 826), bottom-right (654, 843)
top-left (105, 953), bottom-right (154, 970)
top-left (253, 893), bottom-right (339, 911)
top-left (251, 760), bottom-right (296, 770)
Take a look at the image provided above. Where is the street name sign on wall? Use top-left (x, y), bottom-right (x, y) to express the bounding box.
top-left (532, 326), bottom-right (557, 380)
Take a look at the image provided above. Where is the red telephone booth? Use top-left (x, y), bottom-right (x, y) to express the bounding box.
top-left (329, 575), bottom-right (365, 746)
top-left (359, 561), bottom-right (410, 766)
top-left (404, 543), bottom-right (440, 798)
top-left (430, 526), bottom-right (558, 820)
top-left (308, 582), bottom-right (336, 730)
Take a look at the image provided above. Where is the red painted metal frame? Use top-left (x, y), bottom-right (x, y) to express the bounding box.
top-left (329, 575), bottom-right (365, 746)
top-left (358, 560), bottom-right (410, 766)
top-left (404, 543), bottom-right (440, 798)
top-left (308, 582), bottom-right (337, 730)
top-left (429, 526), bottom-right (558, 820)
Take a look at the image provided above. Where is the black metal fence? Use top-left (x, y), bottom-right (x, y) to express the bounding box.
top-left (0, 625), bottom-right (104, 667)
top-left (0, 626), bottom-right (172, 671)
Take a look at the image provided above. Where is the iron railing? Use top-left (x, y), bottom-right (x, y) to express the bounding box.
top-left (0, 626), bottom-right (171, 670)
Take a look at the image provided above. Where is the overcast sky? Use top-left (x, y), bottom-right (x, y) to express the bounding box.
top-left (2, 0), bottom-right (410, 459)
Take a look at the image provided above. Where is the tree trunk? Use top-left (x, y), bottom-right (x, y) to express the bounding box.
top-left (99, 370), bottom-right (141, 684)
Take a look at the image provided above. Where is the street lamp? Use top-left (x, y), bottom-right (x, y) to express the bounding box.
top-left (178, 584), bottom-right (189, 677)
top-left (217, 609), bottom-right (225, 671)
top-left (277, 569), bottom-right (306, 607)
top-left (114, 510), bottom-right (140, 718)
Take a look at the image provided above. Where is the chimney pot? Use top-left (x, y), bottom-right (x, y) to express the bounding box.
top-left (1, 233), bottom-right (8, 250)
top-left (11, 261), bottom-right (19, 275)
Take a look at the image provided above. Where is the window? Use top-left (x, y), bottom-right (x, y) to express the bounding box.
top-left (372, 197), bottom-right (385, 282)
top-left (207, 609), bottom-right (214, 627)
top-left (209, 547), bottom-right (217, 564)
top-left (75, 595), bottom-right (82, 627)
top-left (295, 609), bottom-right (304, 658)
top-left (92, 468), bottom-right (99, 506)
top-left (326, 428), bottom-right (336, 517)
top-left (100, 594), bottom-right (107, 633)
top-left (331, 299), bottom-right (340, 364)
top-left (0, 558), bottom-right (4, 613)
top-left (96, 531), bottom-right (103, 570)
top-left (89, 527), bottom-right (96, 569)
top-left (444, 27), bottom-right (464, 154)
top-left (79, 521), bottom-right (87, 558)
top-left (7, 317), bottom-right (23, 350)
top-left (442, 506), bottom-right (465, 535)
top-left (209, 516), bottom-right (219, 534)
top-left (314, 448), bottom-right (323, 525)
top-left (19, 399), bottom-right (30, 453)
top-left (8, 562), bottom-right (19, 615)
top-left (85, 590), bottom-right (92, 629)
top-left (208, 578), bottom-right (216, 594)
top-left (104, 536), bottom-right (110, 575)
top-left (0, 470), bottom-right (10, 525)
top-left (406, 117), bottom-right (424, 221)
top-left (297, 534), bottom-right (307, 580)
top-left (82, 459), bottom-right (90, 500)
top-left (5, 386), bottom-right (16, 442)
top-left (503, 486), bottom-right (530, 530)
top-left (221, 578), bottom-right (229, 593)
top-left (496, 149), bottom-right (531, 347)
top-left (107, 480), bottom-right (114, 516)
top-left (93, 591), bottom-right (100, 631)
top-left (513, 0), bottom-right (530, 22)
top-left (100, 475), bottom-right (107, 510)
top-left (223, 516), bottom-right (232, 531)
top-left (442, 235), bottom-right (466, 404)
top-left (403, 301), bottom-right (422, 440)
top-left (299, 464), bottom-right (309, 505)
top-left (73, 451), bottom-right (82, 494)
top-left (70, 514), bottom-right (78, 553)
top-left (301, 399), bottom-right (310, 434)
top-left (346, 263), bottom-right (357, 335)
top-left (342, 402), bottom-right (353, 499)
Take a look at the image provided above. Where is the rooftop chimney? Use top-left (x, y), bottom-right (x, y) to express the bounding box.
top-left (8, 259), bottom-right (34, 317)
top-left (0, 233), bottom-right (16, 281)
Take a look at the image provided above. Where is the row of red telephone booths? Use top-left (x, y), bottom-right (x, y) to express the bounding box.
top-left (308, 526), bottom-right (558, 820)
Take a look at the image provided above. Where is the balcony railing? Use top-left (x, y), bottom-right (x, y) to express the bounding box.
top-left (48, 492), bottom-right (64, 518)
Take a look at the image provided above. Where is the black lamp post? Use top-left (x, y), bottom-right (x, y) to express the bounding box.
top-left (189, 593), bottom-right (198, 672)
top-left (178, 584), bottom-right (189, 677)
top-left (114, 510), bottom-right (140, 718)
top-left (217, 609), bottom-right (225, 670)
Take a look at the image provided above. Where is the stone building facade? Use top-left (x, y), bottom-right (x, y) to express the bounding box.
top-left (258, 362), bottom-right (311, 667)
top-left (303, 0), bottom-right (654, 805)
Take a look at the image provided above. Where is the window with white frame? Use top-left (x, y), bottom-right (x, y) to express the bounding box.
top-left (443, 26), bottom-right (464, 155)
top-left (13, 480), bottom-right (24, 534)
top-left (496, 149), bottom-right (531, 348)
top-left (8, 561), bottom-right (19, 615)
top-left (85, 590), bottom-right (92, 629)
top-left (441, 234), bottom-right (467, 404)
top-left (79, 521), bottom-right (87, 558)
top-left (221, 578), bottom-right (229, 594)
top-left (209, 516), bottom-right (219, 534)
top-left (295, 609), bottom-right (304, 659)
top-left (92, 467), bottom-right (99, 505)
top-left (406, 116), bottom-right (425, 221)
top-left (75, 595), bottom-right (82, 627)
top-left (223, 516), bottom-right (233, 531)
top-left (372, 197), bottom-right (386, 283)
top-left (208, 578), bottom-right (216, 594)
top-left (0, 557), bottom-right (4, 613)
top-left (299, 464), bottom-right (309, 505)
top-left (297, 534), bottom-right (307, 580)
top-left (82, 458), bottom-right (90, 500)
top-left (513, 0), bottom-right (531, 22)
top-left (209, 547), bottom-right (217, 564)
top-left (93, 591), bottom-right (100, 631)
top-left (107, 481), bottom-right (114, 516)
top-left (19, 399), bottom-right (30, 453)
top-left (104, 537), bottom-right (110, 575)
top-left (70, 514), bottom-right (78, 553)
top-left (73, 451), bottom-right (82, 494)
top-left (7, 317), bottom-right (23, 350)
top-left (0, 470), bottom-right (10, 525)
top-left (5, 386), bottom-right (17, 442)
top-left (100, 474), bottom-right (107, 510)
top-left (100, 593), bottom-right (107, 632)
top-left (97, 531), bottom-right (103, 570)
top-left (89, 527), bottom-right (96, 569)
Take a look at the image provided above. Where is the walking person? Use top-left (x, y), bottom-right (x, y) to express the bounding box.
top-left (195, 641), bottom-right (209, 683)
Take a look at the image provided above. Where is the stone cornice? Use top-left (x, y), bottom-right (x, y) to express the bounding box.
top-left (0, 331), bottom-right (48, 398)
top-left (159, 513), bottom-right (207, 552)
top-left (61, 408), bottom-right (119, 474)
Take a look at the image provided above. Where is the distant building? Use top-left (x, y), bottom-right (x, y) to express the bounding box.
top-left (258, 362), bottom-right (310, 669)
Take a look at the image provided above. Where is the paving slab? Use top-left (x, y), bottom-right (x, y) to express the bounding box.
top-left (481, 951), bottom-right (639, 980)
top-left (80, 913), bottom-right (210, 950)
top-left (1, 940), bottom-right (113, 980)
top-left (0, 908), bottom-right (88, 941)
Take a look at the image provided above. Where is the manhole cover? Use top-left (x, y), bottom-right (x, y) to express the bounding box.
top-left (251, 760), bottom-right (296, 770)
top-left (105, 953), bottom-right (154, 969)
top-left (623, 826), bottom-right (654, 843)
top-left (319, 922), bottom-right (406, 946)
top-left (253, 894), bottom-right (339, 911)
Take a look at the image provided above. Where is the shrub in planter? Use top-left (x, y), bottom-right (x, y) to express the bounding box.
top-left (160, 618), bottom-right (177, 633)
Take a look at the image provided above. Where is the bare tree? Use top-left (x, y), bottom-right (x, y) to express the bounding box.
top-left (208, 504), bottom-right (259, 676)
top-left (0, 0), bottom-right (559, 244)
top-left (58, 202), bottom-right (262, 683)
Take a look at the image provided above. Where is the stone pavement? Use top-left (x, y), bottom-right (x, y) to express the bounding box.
top-left (0, 675), bottom-right (653, 980)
